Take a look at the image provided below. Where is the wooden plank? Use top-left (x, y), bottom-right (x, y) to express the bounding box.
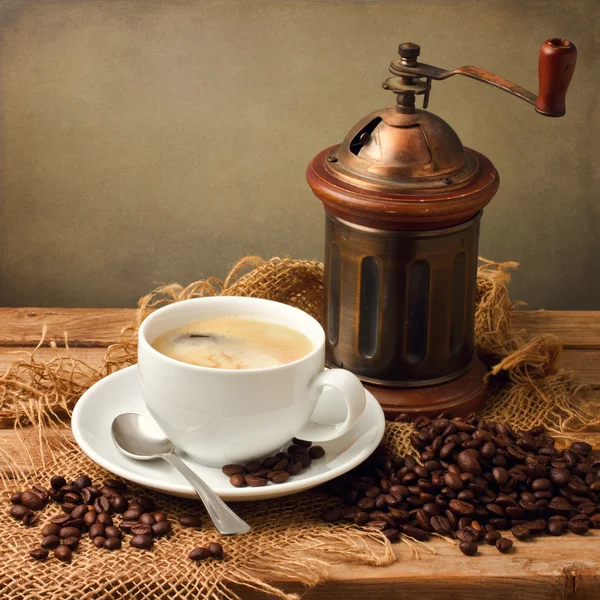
top-left (561, 349), bottom-right (600, 387)
top-left (0, 308), bottom-right (598, 350)
top-left (0, 347), bottom-right (107, 373)
top-left (511, 311), bottom-right (600, 349)
top-left (0, 308), bottom-right (135, 347)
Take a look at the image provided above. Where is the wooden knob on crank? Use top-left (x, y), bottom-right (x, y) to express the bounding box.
top-left (535, 38), bottom-right (577, 117)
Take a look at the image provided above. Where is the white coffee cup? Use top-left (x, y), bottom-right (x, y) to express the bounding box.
top-left (137, 296), bottom-right (366, 467)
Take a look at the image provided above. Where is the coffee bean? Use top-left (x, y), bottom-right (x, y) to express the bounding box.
top-left (430, 515), bottom-right (450, 534)
top-left (103, 478), bottom-right (127, 491)
top-left (41, 523), bottom-right (60, 537)
top-left (63, 493), bottom-right (81, 505)
top-left (459, 541), bottom-right (477, 556)
top-left (456, 527), bottom-right (480, 543)
top-left (50, 475), bottom-right (66, 491)
top-left (449, 499), bottom-right (475, 517)
top-left (62, 536), bottom-right (79, 550)
top-left (93, 536), bottom-right (106, 548)
top-left (41, 535), bottom-right (60, 549)
top-left (480, 441), bottom-right (496, 459)
top-left (245, 476), bottom-right (268, 487)
top-left (547, 519), bottom-right (565, 536)
top-left (230, 474), bottom-right (247, 488)
top-left (484, 530), bottom-right (501, 544)
top-left (60, 484), bottom-right (80, 495)
top-left (511, 524), bottom-right (531, 541)
top-left (531, 478), bottom-right (551, 492)
top-left (68, 504), bottom-right (87, 521)
top-left (153, 511), bottom-right (167, 523)
top-left (135, 496), bottom-right (156, 512)
top-left (104, 526), bottom-right (122, 539)
top-left (110, 495), bottom-right (128, 514)
top-left (270, 472), bottom-right (290, 484)
top-left (384, 528), bottom-right (400, 543)
top-left (22, 512), bottom-right (39, 526)
top-left (75, 475), bottom-right (92, 489)
top-left (88, 524), bottom-right (105, 539)
top-left (10, 492), bottom-right (22, 505)
top-left (366, 520), bottom-right (387, 531)
top-left (308, 446), bottom-right (325, 459)
top-left (492, 467), bottom-right (510, 486)
top-left (96, 513), bottom-right (113, 526)
top-left (443, 473), bottom-right (464, 491)
top-left (567, 520), bottom-right (589, 535)
top-left (30, 548), bottom-right (49, 561)
top-left (54, 545), bottom-right (72, 563)
top-left (457, 450), bottom-right (482, 475)
top-left (93, 496), bottom-right (111, 514)
top-left (496, 537), bottom-right (513, 553)
top-left (139, 513), bottom-right (156, 526)
top-left (122, 508), bottom-right (142, 522)
top-left (50, 514), bottom-right (71, 525)
top-left (292, 437), bottom-right (312, 447)
top-left (104, 537), bottom-right (122, 550)
top-left (570, 441), bottom-right (592, 455)
top-left (130, 534), bottom-right (153, 549)
top-left (152, 521), bottom-right (171, 537)
top-left (208, 542), bottom-right (224, 558)
top-left (10, 504), bottom-right (31, 521)
top-left (244, 461), bottom-right (262, 473)
top-left (179, 514), bottom-right (202, 528)
top-left (21, 490), bottom-right (45, 511)
top-left (287, 462), bottom-right (303, 475)
top-left (222, 463), bottom-right (244, 477)
top-left (131, 524), bottom-right (153, 536)
top-left (189, 547), bottom-right (212, 561)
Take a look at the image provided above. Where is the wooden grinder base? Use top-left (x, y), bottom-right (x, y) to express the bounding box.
top-left (363, 358), bottom-right (488, 420)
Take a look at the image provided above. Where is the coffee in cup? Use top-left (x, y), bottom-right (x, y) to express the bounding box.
top-left (151, 316), bottom-right (313, 370)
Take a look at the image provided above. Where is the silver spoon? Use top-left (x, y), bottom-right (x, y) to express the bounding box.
top-left (111, 412), bottom-right (251, 535)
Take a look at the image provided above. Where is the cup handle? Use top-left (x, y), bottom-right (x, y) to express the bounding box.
top-left (294, 369), bottom-right (366, 443)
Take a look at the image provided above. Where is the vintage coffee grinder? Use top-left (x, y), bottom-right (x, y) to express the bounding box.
top-left (306, 38), bottom-right (577, 418)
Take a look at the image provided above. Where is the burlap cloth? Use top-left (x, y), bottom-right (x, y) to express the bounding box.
top-left (1, 256), bottom-right (598, 599)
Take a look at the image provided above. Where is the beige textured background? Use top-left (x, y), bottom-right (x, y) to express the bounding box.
top-left (0, 0), bottom-right (598, 309)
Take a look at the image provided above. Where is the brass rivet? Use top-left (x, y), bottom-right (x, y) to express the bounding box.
top-left (327, 156), bottom-right (338, 163)
top-left (443, 178), bottom-right (453, 185)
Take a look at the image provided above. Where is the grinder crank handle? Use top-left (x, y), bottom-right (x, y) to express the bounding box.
top-left (535, 38), bottom-right (578, 117)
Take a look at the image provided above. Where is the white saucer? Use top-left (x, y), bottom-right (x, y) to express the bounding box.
top-left (71, 365), bottom-right (385, 501)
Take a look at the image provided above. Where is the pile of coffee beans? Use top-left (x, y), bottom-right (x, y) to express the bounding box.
top-left (9, 474), bottom-right (224, 563)
top-left (189, 542), bottom-right (224, 561)
top-left (322, 413), bottom-right (600, 556)
top-left (223, 438), bottom-right (325, 487)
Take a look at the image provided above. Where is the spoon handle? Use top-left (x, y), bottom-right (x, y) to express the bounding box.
top-left (162, 453), bottom-right (251, 535)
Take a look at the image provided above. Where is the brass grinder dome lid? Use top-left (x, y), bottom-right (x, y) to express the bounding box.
top-left (306, 43), bottom-right (500, 230)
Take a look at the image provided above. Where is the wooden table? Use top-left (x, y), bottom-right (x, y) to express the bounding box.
top-left (1, 308), bottom-right (599, 599)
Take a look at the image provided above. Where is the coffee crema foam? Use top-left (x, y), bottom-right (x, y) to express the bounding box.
top-left (151, 316), bottom-right (313, 369)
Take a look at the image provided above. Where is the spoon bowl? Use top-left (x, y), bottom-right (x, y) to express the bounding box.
top-left (111, 412), bottom-right (175, 459)
top-left (111, 412), bottom-right (251, 535)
